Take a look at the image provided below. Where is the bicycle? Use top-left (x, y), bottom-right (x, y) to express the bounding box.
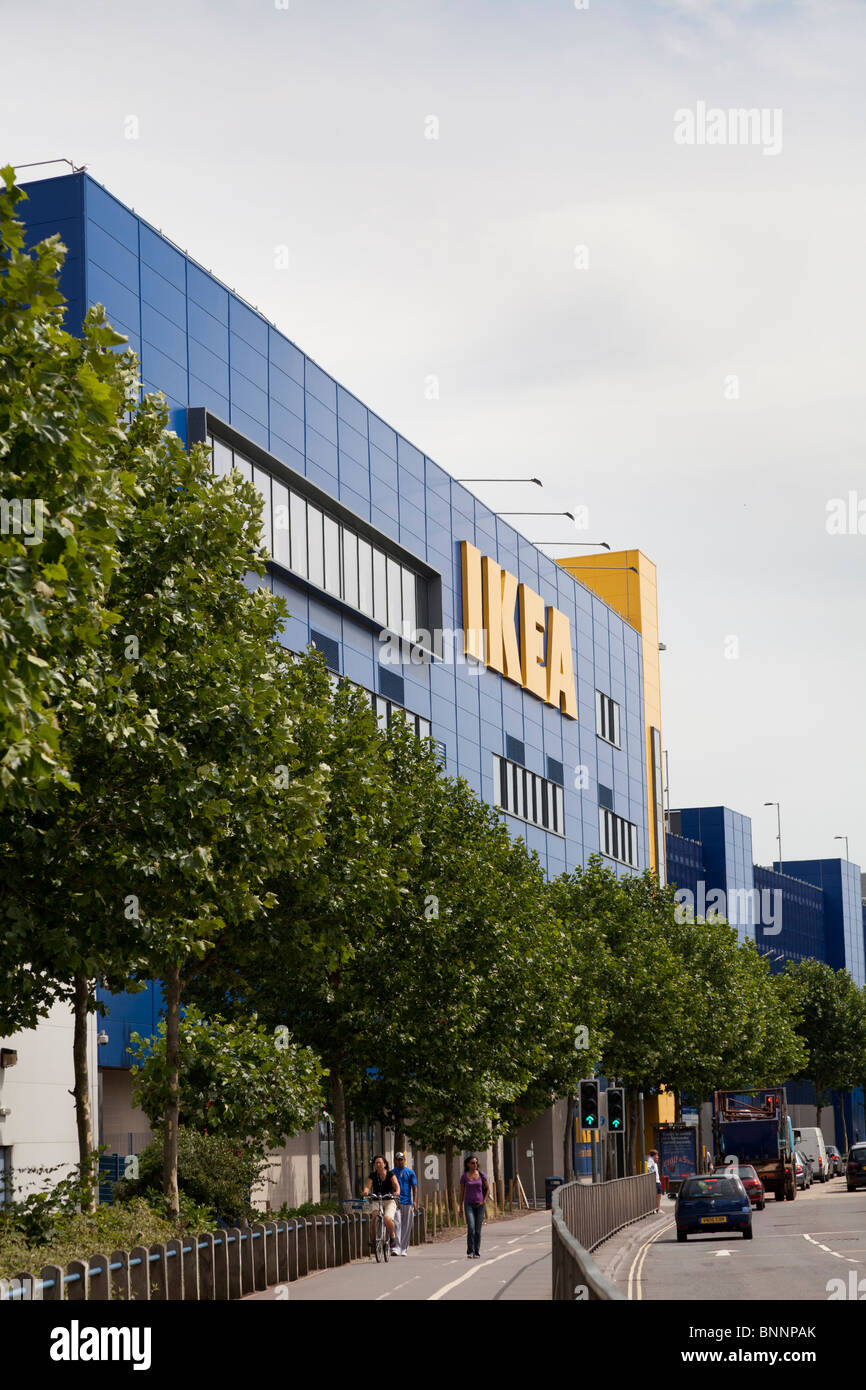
top-left (362, 1193), bottom-right (393, 1263)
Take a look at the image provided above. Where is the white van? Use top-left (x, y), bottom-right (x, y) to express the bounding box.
top-left (794, 1127), bottom-right (830, 1183)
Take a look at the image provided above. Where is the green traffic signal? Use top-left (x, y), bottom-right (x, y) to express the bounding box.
top-left (579, 1080), bottom-right (599, 1129)
top-left (607, 1086), bottom-right (626, 1135)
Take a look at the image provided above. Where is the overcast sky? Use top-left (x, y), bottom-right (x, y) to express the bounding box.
top-left (3, 0), bottom-right (864, 871)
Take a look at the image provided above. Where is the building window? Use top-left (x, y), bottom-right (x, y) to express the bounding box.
top-left (372, 693), bottom-right (431, 742)
top-left (0, 1148), bottom-right (10, 1207)
top-left (310, 630), bottom-right (340, 673)
top-left (505, 735), bottom-right (525, 764)
top-left (599, 807), bottom-right (639, 868)
top-left (206, 431), bottom-right (426, 642)
top-left (596, 690), bottom-right (621, 748)
top-left (546, 757), bottom-right (564, 786)
top-left (493, 755), bottom-right (565, 837)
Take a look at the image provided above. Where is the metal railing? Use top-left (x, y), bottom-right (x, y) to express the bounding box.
top-left (551, 1173), bottom-right (656, 1301)
top-left (0, 1207), bottom-right (426, 1302)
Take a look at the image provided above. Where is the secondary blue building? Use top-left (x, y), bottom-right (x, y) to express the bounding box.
top-left (18, 171), bottom-right (659, 1173)
top-left (667, 808), bottom-right (866, 1146)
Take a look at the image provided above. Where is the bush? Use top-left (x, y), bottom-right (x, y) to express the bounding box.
top-left (113, 1127), bottom-right (266, 1225)
top-left (272, 1199), bottom-right (341, 1221)
top-left (0, 1198), bottom-right (177, 1282)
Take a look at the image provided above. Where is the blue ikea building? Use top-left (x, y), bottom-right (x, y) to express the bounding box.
top-left (19, 171), bottom-right (659, 1170)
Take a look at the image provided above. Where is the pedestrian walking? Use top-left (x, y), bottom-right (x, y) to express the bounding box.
top-left (646, 1148), bottom-right (662, 1211)
top-left (460, 1155), bottom-right (489, 1258)
top-left (393, 1151), bottom-right (417, 1256)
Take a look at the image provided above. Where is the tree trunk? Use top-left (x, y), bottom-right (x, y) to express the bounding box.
top-left (492, 1129), bottom-right (502, 1206)
top-left (444, 1137), bottom-right (455, 1214)
top-left (72, 972), bottom-right (97, 1214)
top-left (627, 1089), bottom-right (640, 1176)
top-left (162, 966), bottom-right (181, 1220)
top-left (838, 1092), bottom-right (849, 1154)
top-left (815, 1077), bottom-right (823, 1131)
top-left (563, 1092), bottom-right (575, 1181)
top-left (331, 1064), bottom-right (353, 1201)
top-left (393, 1118), bottom-right (405, 1161)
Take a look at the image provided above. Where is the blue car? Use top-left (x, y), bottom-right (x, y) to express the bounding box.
top-left (675, 1174), bottom-right (753, 1242)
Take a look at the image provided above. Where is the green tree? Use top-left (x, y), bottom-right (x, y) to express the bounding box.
top-left (1, 391), bottom-right (328, 1214)
top-left (0, 167), bottom-right (134, 811)
top-left (784, 958), bottom-right (865, 1130)
top-left (128, 1006), bottom-right (324, 1159)
top-left (186, 662), bottom-right (401, 1202)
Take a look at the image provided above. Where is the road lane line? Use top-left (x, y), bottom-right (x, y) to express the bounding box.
top-left (627, 1221), bottom-right (675, 1301)
top-left (375, 1275), bottom-right (421, 1300)
top-left (803, 1233), bottom-right (861, 1263)
top-left (427, 1247), bottom-right (525, 1300)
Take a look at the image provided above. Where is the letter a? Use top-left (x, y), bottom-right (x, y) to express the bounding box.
top-left (546, 607), bottom-right (577, 718)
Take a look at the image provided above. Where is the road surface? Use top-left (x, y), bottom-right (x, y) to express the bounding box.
top-left (244, 1209), bottom-right (551, 1301)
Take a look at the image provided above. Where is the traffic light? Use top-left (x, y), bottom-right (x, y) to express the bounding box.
top-left (579, 1078), bottom-right (600, 1129)
top-left (607, 1086), bottom-right (626, 1134)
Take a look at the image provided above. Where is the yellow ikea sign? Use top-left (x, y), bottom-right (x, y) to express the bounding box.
top-left (460, 541), bottom-right (577, 719)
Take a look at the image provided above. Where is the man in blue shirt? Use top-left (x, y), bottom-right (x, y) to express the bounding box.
top-left (393, 1151), bottom-right (418, 1256)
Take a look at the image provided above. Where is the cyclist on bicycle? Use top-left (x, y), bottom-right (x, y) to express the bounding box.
top-left (363, 1155), bottom-right (400, 1253)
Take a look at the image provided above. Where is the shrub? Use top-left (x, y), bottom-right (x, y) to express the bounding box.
top-left (113, 1127), bottom-right (266, 1225)
top-left (0, 1198), bottom-right (177, 1283)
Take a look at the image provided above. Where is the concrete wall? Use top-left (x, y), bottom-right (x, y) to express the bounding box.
top-left (100, 1068), bottom-right (153, 1155)
top-left (0, 1002), bottom-right (98, 1198)
top-left (254, 1130), bottom-right (320, 1212)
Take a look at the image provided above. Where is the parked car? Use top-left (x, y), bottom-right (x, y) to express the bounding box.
top-left (794, 1127), bottom-right (829, 1183)
top-left (825, 1145), bottom-right (843, 1177)
top-left (846, 1143), bottom-right (866, 1192)
top-left (675, 1174), bottom-right (753, 1242)
top-left (713, 1163), bottom-right (765, 1209)
top-left (793, 1150), bottom-right (811, 1191)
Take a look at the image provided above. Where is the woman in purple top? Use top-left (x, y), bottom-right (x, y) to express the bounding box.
top-left (460, 1155), bottom-right (489, 1258)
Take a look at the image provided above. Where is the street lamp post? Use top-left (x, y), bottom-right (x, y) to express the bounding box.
top-left (764, 801), bottom-right (782, 875)
top-left (834, 835), bottom-right (849, 862)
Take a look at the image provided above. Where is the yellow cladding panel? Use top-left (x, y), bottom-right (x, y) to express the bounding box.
top-left (556, 548), bottom-right (664, 876)
top-left (461, 541), bottom-right (484, 661)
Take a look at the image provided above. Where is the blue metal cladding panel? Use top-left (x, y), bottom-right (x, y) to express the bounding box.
top-left (783, 859), bottom-right (865, 987)
top-left (665, 832), bottom-right (704, 901)
top-left (96, 980), bottom-right (164, 1069)
top-left (20, 171), bottom-right (653, 1049)
top-left (673, 806), bottom-right (757, 942)
top-left (753, 865), bottom-right (825, 968)
top-left (18, 173), bottom-right (87, 332)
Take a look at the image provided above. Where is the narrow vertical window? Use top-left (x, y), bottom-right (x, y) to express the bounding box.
top-left (358, 538), bottom-right (374, 616)
top-left (272, 480), bottom-right (290, 568)
top-left (307, 505), bottom-right (325, 589)
top-left (290, 491), bottom-right (308, 578)
top-left (252, 466), bottom-right (272, 554)
top-left (373, 548), bottom-right (388, 627)
top-left (343, 530), bottom-right (359, 609)
top-left (324, 515), bottom-right (341, 597)
top-left (387, 556), bottom-right (402, 633)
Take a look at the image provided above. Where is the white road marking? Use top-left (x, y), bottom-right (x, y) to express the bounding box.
top-left (714, 1251), bottom-right (733, 1257)
top-left (427, 1247), bottom-right (525, 1300)
top-left (803, 1233), bottom-right (861, 1263)
top-left (627, 1221), bottom-right (675, 1302)
top-left (375, 1275), bottom-right (421, 1300)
